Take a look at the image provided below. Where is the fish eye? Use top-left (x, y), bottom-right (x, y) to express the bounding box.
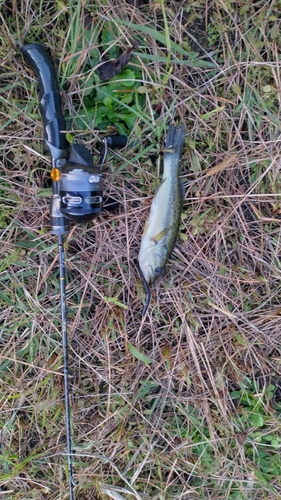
top-left (154, 267), bottom-right (163, 276)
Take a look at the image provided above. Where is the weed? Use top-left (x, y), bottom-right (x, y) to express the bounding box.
top-left (67, 18), bottom-right (146, 135)
top-left (1, 0), bottom-right (281, 499)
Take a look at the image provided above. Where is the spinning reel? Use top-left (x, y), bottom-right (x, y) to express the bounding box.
top-left (21, 43), bottom-right (125, 235)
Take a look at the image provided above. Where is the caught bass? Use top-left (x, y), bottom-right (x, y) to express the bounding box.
top-left (138, 125), bottom-right (186, 315)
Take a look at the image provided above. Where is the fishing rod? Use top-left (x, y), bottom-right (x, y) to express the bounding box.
top-left (21, 43), bottom-right (126, 499)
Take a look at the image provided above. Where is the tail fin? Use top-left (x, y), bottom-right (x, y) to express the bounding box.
top-left (164, 125), bottom-right (186, 167)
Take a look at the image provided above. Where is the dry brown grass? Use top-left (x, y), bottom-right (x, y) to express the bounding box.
top-left (1, 0), bottom-right (281, 499)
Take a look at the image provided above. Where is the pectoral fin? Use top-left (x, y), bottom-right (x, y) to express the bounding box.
top-left (154, 177), bottom-right (167, 196)
top-left (150, 226), bottom-right (172, 244)
top-left (142, 220), bottom-right (150, 236)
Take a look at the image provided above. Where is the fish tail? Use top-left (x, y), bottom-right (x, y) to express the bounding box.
top-left (164, 125), bottom-right (186, 169)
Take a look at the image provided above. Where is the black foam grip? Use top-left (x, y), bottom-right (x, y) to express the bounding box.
top-left (21, 43), bottom-right (67, 150)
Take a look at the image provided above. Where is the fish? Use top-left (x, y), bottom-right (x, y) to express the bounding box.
top-left (138, 124), bottom-right (186, 315)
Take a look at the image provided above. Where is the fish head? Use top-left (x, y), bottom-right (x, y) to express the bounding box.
top-left (138, 241), bottom-right (167, 285)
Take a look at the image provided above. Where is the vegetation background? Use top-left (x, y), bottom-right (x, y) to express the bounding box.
top-left (1, 0), bottom-right (281, 498)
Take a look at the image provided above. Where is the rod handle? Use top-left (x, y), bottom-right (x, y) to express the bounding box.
top-left (21, 43), bottom-right (68, 151)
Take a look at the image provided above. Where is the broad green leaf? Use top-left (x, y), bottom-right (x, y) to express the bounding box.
top-left (103, 96), bottom-right (112, 109)
top-left (263, 85), bottom-right (272, 94)
top-left (232, 83), bottom-right (242, 95)
top-left (101, 22), bottom-right (119, 59)
top-left (250, 414), bottom-right (264, 427)
top-left (127, 342), bottom-right (153, 365)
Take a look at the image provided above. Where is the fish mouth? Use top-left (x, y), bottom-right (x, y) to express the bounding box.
top-left (138, 261), bottom-right (154, 285)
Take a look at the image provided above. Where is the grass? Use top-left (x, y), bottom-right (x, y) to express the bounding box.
top-left (1, 0), bottom-right (281, 498)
